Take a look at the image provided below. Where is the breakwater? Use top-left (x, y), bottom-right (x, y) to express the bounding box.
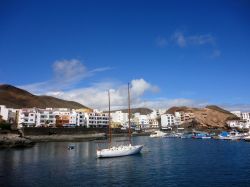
top-left (22, 127), bottom-right (150, 142)
top-left (23, 127), bottom-right (130, 136)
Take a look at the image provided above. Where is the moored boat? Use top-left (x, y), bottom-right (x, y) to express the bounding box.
top-left (192, 133), bottom-right (211, 139)
top-left (96, 84), bottom-right (143, 158)
top-left (97, 144), bottom-right (143, 158)
top-left (243, 135), bottom-right (250, 142)
top-left (68, 145), bottom-right (75, 150)
top-left (218, 130), bottom-right (244, 140)
top-left (150, 130), bottom-right (167, 138)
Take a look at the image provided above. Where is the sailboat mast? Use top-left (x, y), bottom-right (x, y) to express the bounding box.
top-left (128, 83), bottom-right (131, 144)
top-left (108, 90), bottom-right (111, 147)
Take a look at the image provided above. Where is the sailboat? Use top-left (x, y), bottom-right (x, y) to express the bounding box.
top-left (96, 83), bottom-right (143, 158)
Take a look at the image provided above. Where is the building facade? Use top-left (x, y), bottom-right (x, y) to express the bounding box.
top-left (161, 114), bottom-right (176, 129)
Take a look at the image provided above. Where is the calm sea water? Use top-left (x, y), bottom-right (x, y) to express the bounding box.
top-left (0, 136), bottom-right (250, 187)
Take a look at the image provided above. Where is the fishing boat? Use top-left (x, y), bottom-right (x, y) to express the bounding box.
top-left (218, 130), bottom-right (243, 140)
top-left (96, 84), bottom-right (143, 158)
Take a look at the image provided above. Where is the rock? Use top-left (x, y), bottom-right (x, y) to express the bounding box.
top-left (166, 105), bottom-right (239, 130)
top-left (0, 134), bottom-right (35, 148)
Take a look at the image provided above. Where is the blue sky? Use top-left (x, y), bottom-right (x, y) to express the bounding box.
top-left (0, 0), bottom-right (250, 110)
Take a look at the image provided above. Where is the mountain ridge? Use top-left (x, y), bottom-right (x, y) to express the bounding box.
top-left (0, 84), bottom-right (89, 109)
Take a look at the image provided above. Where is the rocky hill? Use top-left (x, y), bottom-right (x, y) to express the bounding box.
top-left (0, 84), bottom-right (89, 109)
top-left (166, 105), bottom-right (239, 130)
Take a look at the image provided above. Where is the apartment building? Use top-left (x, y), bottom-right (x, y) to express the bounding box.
top-left (110, 111), bottom-right (128, 125)
top-left (231, 111), bottom-right (242, 118)
top-left (149, 118), bottom-right (159, 128)
top-left (161, 114), bottom-right (176, 129)
top-left (87, 112), bottom-right (109, 128)
top-left (0, 105), bottom-right (17, 123)
top-left (18, 108), bottom-right (37, 127)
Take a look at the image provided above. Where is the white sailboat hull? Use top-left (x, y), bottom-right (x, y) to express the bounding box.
top-left (96, 144), bottom-right (143, 158)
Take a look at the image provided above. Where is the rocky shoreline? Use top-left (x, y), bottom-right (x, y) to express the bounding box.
top-left (0, 131), bottom-right (151, 147)
top-left (26, 133), bottom-right (106, 142)
top-left (0, 134), bottom-right (35, 148)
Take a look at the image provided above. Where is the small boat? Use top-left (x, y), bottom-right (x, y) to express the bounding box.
top-left (96, 84), bottom-right (143, 158)
top-left (218, 131), bottom-right (229, 140)
top-left (243, 135), bottom-right (250, 142)
top-left (165, 132), bottom-right (183, 138)
top-left (218, 130), bottom-right (243, 140)
top-left (150, 130), bottom-right (167, 138)
top-left (192, 133), bottom-right (211, 139)
top-left (180, 133), bottom-right (193, 139)
top-left (68, 145), bottom-right (75, 150)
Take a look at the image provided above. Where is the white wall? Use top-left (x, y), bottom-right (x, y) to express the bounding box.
top-left (161, 114), bottom-right (176, 129)
top-left (0, 105), bottom-right (9, 121)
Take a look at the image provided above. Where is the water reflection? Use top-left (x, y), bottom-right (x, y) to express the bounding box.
top-left (1, 137), bottom-right (250, 187)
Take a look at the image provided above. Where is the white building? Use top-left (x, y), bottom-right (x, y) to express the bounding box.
top-left (231, 111), bottom-right (242, 118)
top-left (226, 120), bottom-right (249, 129)
top-left (0, 105), bottom-right (17, 123)
top-left (36, 109), bottom-right (56, 127)
top-left (174, 112), bottom-right (182, 125)
top-left (242, 112), bottom-right (250, 123)
top-left (228, 111), bottom-right (250, 129)
top-left (161, 114), bottom-right (176, 129)
top-left (18, 108), bottom-right (37, 127)
top-left (0, 105), bottom-right (9, 121)
top-left (149, 110), bottom-right (159, 119)
top-left (18, 108), bottom-right (72, 127)
top-left (110, 111), bottom-right (128, 125)
top-left (138, 115), bottom-right (150, 128)
top-left (149, 119), bottom-right (159, 128)
top-left (87, 112), bottom-right (109, 128)
top-left (76, 111), bottom-right (88, 127)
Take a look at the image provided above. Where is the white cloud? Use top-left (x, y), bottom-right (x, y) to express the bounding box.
top-left (46, 79), bottom-right (160, 110)
top-left (220, 104), bottom-right (250, 112)
top-left (171, 31), bottom-right (215, 47)
top-left (172, 32), bottom-right (186, 47)
top-left (138, 98), bottom-right (208, 110)
top-left (20, 59), bottom-right (111, 94)
top-left (188, 34), bottom-right (215, 45)
top-left (53, 59), bottom-right (87, 83)
top-left (45, 78), bottom-right (210, 111)
top-left (131, 79), bottom-right (159, 97)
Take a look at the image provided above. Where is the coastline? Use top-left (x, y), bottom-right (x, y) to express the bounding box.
top-left (0, 134), bottom-right (35, 148)
top-left (26, 133), bottom-right (106, 142)
top-left (25, 132), bottom-right (151, 142)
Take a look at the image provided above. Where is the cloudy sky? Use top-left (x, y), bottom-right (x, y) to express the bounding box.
top-left (0, 0), bottom-right (250, 111)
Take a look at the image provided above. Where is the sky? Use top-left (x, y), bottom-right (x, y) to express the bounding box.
top-left (0, 0), bottom-right (250, 111)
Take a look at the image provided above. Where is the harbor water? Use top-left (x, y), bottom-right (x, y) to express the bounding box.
top-left (0, 136), bottom-right (250, 187)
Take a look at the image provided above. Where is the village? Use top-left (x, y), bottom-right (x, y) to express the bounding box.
top-left (1, 105), bottom-right (250, 131)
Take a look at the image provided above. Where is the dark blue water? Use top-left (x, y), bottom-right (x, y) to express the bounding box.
top-left (1, 137), bottom-right (250, 187)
